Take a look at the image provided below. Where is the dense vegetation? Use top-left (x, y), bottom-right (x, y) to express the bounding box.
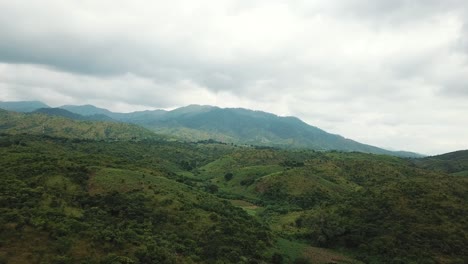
top-left (0, 110), bottom-right (158, 141)
top-left (0, 109), bottom-right (467, 263)
top-left (1, 101), bottom-right (422, 157)
top-left (0, 134), bottom-right (271, 263)
top-left (414, 150), bottom-right (468, 176)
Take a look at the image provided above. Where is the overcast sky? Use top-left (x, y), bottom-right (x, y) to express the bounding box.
top-left (1, 0), bottom-right (467, 155)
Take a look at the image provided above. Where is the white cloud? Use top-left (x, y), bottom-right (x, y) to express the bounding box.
top-left (0, 0), bottom-right (467, 155)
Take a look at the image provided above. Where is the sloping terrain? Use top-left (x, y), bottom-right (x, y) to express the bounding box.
top-left (0, 134), bottom-right (271, 263)
top-left (414, 150), bottom-right (468, 176)
top-left (0, 101), bottom-right (50, 112)
top-left (63, 104), bottom-right (422, 157)
top-left (1, 106), bottom-right (465, 263)
top-left (34, 108), bottom-right (115, 122)
top-left (0, 109), bottom-right (156, 140)
top-left (196, 150), bottom-right (468, 263)
top-left (2, 101), bottom-right (423, 156)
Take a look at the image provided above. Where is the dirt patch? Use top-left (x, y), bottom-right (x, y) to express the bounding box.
top-left (230, 199), bottom-right (260, 209)
top-left (302, 246), bottom-right (361, 264)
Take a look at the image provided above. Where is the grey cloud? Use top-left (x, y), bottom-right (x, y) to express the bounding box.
top-left (1, 1), bottom-right (468, 154)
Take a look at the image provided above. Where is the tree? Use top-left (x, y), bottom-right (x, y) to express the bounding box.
top-left (207, 184), bottom-right (219, 193)
top-left (224, 172), bottom-right (234, 181)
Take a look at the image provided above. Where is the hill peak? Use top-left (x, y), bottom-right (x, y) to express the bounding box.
top-left (0, 100), bottom-right (50, 112)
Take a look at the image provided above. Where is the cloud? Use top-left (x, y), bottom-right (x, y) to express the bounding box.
top-left (0, 0), bottom-right (467, 154)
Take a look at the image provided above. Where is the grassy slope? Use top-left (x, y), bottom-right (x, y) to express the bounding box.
top-left (0, 109), bottom-right (157, 140)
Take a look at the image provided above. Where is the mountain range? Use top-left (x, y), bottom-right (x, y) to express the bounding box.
top-left (0, 101), bottom-right (467, 263)
top-left (0, 100), bottom-right (422, 157)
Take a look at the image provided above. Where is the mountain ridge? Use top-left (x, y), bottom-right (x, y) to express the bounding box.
top-left (0, 100), bottom-right (423, 157)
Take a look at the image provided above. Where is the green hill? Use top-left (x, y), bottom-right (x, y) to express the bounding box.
top-left (0, 109), bottom-right (156, 140)
top-left (197, 149), bottom-right (468, 263)
top-left (414, 150), bottom-right (468, 176)
top-left (1, 101), bottom-right (424, 157)
top-left (58, 103), bottom-right (422, 157)
top-left (0, 134), bottom-right (271, 263)
top-left (1, 105), bottom-right (465, 263)
top-left (0, 127), bottom-right (466, 263)
top-left (34, 108), bottom-right (115, 122)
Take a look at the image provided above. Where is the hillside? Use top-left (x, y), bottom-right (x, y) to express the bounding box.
top-left (141, 106), bottom-right (421, 157)
top-left (34, 108), bottom-right (115, 122)
top-left (60, 104), bottom-right (167, 122)
top-left (59, 103), bottom-right (422, 157)
top-left (0, 101), bottom-right (423, 157)
top-left (197, 149), bottom-right (468, 263)
top-left (0, 134), bottom-right (272, 263)
top-left (0, 109), bottom-right (156, 140)
top-left (414, 150), bottom-right (468, 176)
top-left (0, 111), bottom-right (466, 263)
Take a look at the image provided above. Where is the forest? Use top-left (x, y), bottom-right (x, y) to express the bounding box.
top-left (0, 111), bottom-right (467, 263)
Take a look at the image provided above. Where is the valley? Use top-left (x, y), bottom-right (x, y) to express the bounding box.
top-left (0, 106), bottom-right (467, 263)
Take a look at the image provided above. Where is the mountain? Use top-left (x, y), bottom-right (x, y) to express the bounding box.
top-left (131, 106), bottom-right (423, 157)
top-left (0, 100), bottom-right (50, 112)
top-left (60, 104), bottom-right (166, 122)
top-left (33, 108), bottom-right (115, 122)
top-left (0, 109), bottom-right (157, 140)
top-left (60, 104), bottom-right (115, 116)
top-left (0, 131), bottom-right (465, 263)
top-left (0, 110), bottom-right (466, 263)
top-left (414, 150), bottom-right (468, 176)
top-left (2, 101), bottom-right (423, 157)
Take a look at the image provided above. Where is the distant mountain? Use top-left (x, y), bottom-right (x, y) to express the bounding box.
top-left (0, 109), bottom-right (157, 140)
top-left (60, 104), bottom-right (114, 116)
top-left (34, 108), bottom-right (115, 122)
top-left (0, 100), bottom-right (50, 112)
top-left (1, 101), bottom-right (423, 157)
top-left (59, 104), bottom-right (166, 122)
top-left (414, 150), bottom-right (468, 175)
top-left (125, 105), bottom-right (423, 157)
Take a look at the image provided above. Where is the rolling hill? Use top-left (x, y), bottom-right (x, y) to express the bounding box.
top-left (414, 150), bottom-right (468, 176)
top-left (0, 109), bottom-right (157, 140)
top-left (0, 111), bottom-right (466, 263)
top-left (33, 108), bottom-right (115, 122)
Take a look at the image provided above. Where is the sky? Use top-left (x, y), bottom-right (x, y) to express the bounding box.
top-left (0, 0), bottom-right (467, 155)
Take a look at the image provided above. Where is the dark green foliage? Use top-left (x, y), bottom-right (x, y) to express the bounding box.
top-left (33, 108), bottom-right (114, 122)
top-left (414, 150), bottom-right (468, 174)
top-left (224, 172), bottom-right (234, 181)
top-left (0, 109), bottom-right (466, 263)
top-left (57, 102), bottom-right (422, 157)
top-left (0, 110), bottom-right (158, 140)
top-left (271, 253), bottom-right (284, 264)
top-left (293, 257), bottom-right (311, 264)
top-left (281, 160), bottom-right (305, 167)
top-left (0, 134), bottom-right (271, 263)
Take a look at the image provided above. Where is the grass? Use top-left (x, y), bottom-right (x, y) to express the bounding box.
top-left (276, 238), bottom-right (308, 262)
top-left (229, 199), bottom-right (262, 216)
top-left (452, 170), bottom-right (468, 176)
top-left (275, 238), bottom-right (363, 264)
